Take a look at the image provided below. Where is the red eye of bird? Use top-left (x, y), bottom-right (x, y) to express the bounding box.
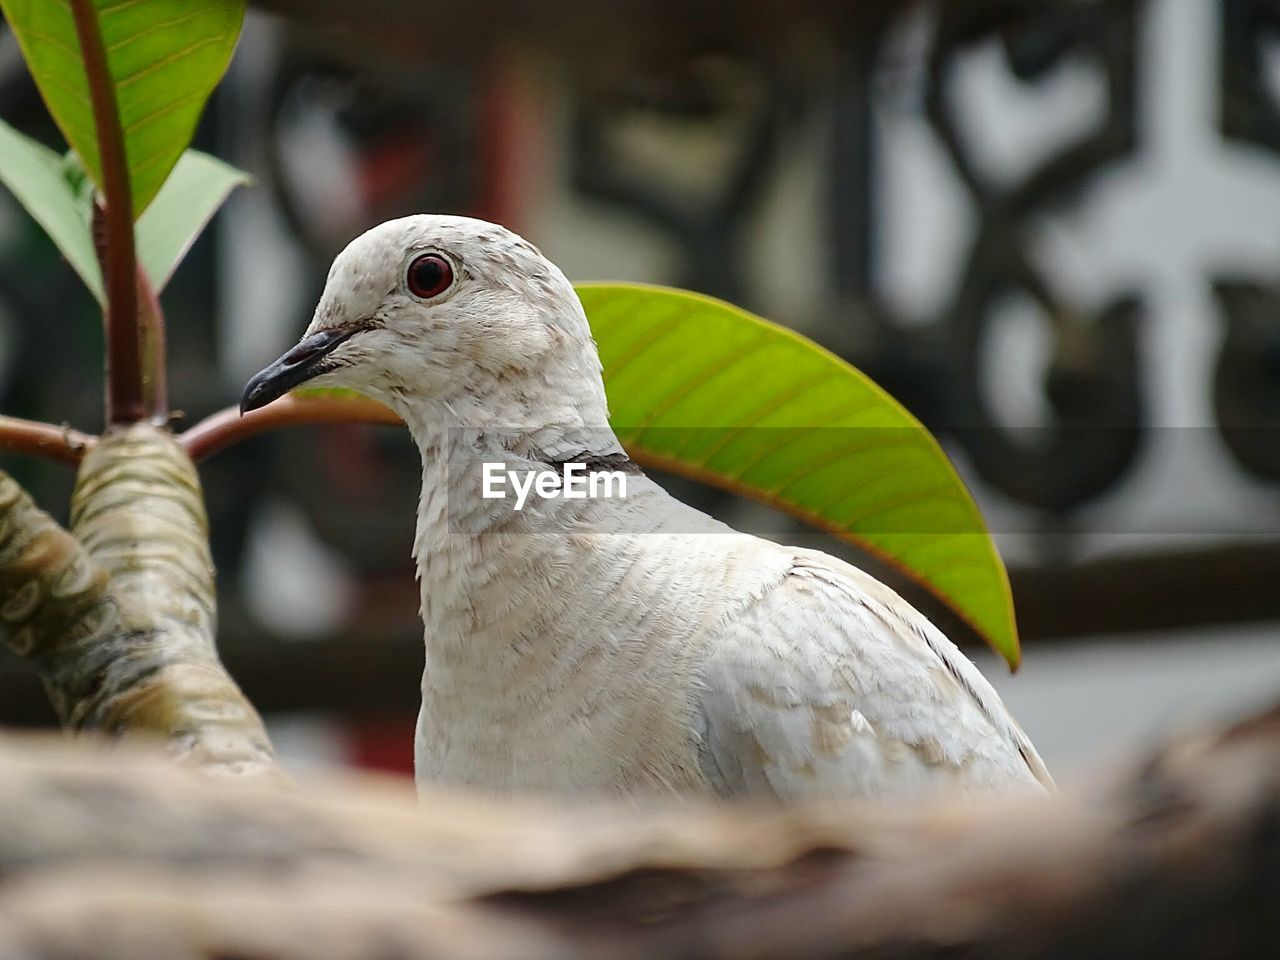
top-left (406, 254), bottom-right (453, 299)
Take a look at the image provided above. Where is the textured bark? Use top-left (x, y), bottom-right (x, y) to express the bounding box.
top-left (0, 698), bottom-right (1275, 959)
top-left (0, 470), bottom-right (115, 715)
top-left (0, 425), bottom-right (277, 778)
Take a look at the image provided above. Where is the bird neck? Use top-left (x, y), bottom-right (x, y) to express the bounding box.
top-left (391, 344), bottom-right (623, 502)
top-left (398, 392), bottom-right (626, 489)
top-left (395, 389), bottom-right (632, 627)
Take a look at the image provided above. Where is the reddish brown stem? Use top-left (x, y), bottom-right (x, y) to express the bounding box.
top-left (0, 416), bottom-right (96, 466)
top-left (179, 396), bottom-right (402, 462)
top-left (70, 0), bottom-right (145, 426)
top-left (136, 266), bottom-right (167, 421)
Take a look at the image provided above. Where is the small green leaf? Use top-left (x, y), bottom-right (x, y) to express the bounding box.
top-left (2, 0), bottom-right (246, 219)
top-left (0, 117), bottom-right (101, 300)
top-left (578, 283), bottom-right (1021, 668)
top-left (136, 150), bottom-right (251, 290)
top-left (0, 134), bottom-right (248, 304)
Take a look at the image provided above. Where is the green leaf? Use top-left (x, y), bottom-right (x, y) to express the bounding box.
top-left (0, 132), bottom-right (248, 304)
top-left (136, 150), bottom-right (251, 290)
top-left (578, 283), bottom-right (1021, 669)
top-left (0, 118), bottom-right (101, 300)
top-left (293, 387), bottom-right (369, 401)
top-left (1, 0), bottom-right (246, 220)
top-left (68, 146), bottom-right (249, 295)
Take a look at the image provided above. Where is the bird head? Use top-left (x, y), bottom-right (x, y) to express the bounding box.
top-left (240, 215), bottom-right (608, 432)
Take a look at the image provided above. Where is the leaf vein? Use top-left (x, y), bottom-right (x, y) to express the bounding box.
top-left (97, 0), bottom-right (152, 15)
top-left (630, 332), bottom-right (772, 438)
top-left (115, 34), bottom-right (223, 90)
top-left (34, 70), bottom-right (94, 114)
top-left (121, 89), bottom-right (204, 137)
top-left (719, 403), bottom-right (878, 483)
top-left (106, 10), bottom-right (212, 54)
top-left (599, 301), bottom-right (689, 380)
top-left (766, 436), bottom-right (932, 503)
top-left (670, 367), bottom-right (844, 464)
top-left (20, 29), bottom-right (85, 67)
top-left (825, 486), bottom-right (966, 534)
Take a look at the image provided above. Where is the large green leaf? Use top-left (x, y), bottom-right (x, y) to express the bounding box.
top-left (136, 150), bottom-right (251, 289)
top-left (578, 283), bottom-right (1020, 668)
top-left (0, 117), bottom-right (101, 299)
top-left (2, 0), bottom-right (245, 219)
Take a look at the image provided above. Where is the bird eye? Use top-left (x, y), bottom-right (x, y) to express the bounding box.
top-left (406, 254), bottom-right (454, 299)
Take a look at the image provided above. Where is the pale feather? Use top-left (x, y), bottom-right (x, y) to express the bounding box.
top-left (696, 547), bottom-right (1052, 799)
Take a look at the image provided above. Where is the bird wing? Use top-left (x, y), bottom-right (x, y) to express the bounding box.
top-left (695, 547), bottom-right (1053, 801)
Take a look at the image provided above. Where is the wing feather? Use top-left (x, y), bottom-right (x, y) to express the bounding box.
top-left (695, 547), bottom-right (1053, 801)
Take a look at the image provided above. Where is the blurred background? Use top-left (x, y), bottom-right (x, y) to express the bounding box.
top-left (1, 0), bottom-right (1278, 779)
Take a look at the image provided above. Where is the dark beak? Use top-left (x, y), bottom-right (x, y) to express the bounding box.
top-left (240, 327), bottom-right (361, 414)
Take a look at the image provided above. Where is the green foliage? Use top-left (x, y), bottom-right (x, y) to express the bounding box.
top-left (136, 151), bottom-right (251, 290)
top-left (579, 283), bottom-right (1020, 668)
top-left (0, 118), bottom-right (249, 302)
top-left (0, 117), bottom-right (102, 299)
top-left (1, 0), bottom-right (245, 219)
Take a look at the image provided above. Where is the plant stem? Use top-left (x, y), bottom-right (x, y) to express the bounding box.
top-left (69, 0), bottom-right (145, 426)
top-left (136, 265), bottom-right (167, 420)
top-left (0, 415), bottom-right (95, 466)
top-left (179, 396), bottom-right (402, 462)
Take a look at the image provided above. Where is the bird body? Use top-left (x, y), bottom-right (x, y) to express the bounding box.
top-left (242, 215), bottom-right (1052, 802)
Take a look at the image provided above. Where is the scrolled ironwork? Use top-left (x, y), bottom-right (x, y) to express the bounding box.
top-left (570, 49), bottom-right (791, 304)
top-left (1214, 0), bottom-right (1280, 481)
top-left (926, 0), bottom-right (1146, 512)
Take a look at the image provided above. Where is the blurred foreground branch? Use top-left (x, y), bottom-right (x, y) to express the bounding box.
top-left (0, 696), bottom-right (1276, 959)
top-left (0, 426), bottom-right (277, 778)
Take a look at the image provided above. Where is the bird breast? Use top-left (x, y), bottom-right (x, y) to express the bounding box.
top-left (410, 473), bottom-right (788, 797)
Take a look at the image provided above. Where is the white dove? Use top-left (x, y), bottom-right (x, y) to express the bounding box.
top-left (242, 215), bottom-right (1052, 802)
